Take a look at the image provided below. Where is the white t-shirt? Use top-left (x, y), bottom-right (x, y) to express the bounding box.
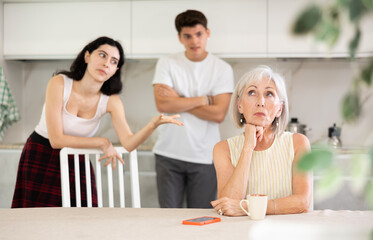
top-left (152, 52), bottom-right (234, 164)
top-left (35, 74), bottom-right (109, 139)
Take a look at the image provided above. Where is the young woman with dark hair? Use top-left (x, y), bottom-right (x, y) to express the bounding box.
top-left (12, 36), bottom-right (182, 208)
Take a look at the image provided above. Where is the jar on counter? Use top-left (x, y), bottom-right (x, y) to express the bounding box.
top-left (328, 123), bottom-right (342, 148)
top-left (286, 118), bottom-right (308, 135)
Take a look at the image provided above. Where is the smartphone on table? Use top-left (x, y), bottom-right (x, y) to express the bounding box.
top-left (182, 216), bottom-right (221, 226)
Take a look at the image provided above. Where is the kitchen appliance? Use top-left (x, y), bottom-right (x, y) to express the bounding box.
top-left (328, 123), bottom-right (342, 148)
top-left (286, 118), bottom-right (308, 135)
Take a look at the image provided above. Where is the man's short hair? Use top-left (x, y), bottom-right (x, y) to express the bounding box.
top-left (175, 9), bottom-right (208, 34)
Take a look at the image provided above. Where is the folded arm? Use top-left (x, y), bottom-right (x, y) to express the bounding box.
top-left (153, 84), bottom-right (231, 123)
top-left (187, 93), bottom-right (231, 123)
top-left (153, 84), bottom-right (207, 113)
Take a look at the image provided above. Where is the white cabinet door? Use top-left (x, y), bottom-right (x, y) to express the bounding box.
top-left (132, 0), bottom-right (266, 58)
top-left (268, 0), bottom-right (373, 57)
top-left (0, 149), bottom-right (22, 208)
top-left (4, 2), bottom-right (131, 59)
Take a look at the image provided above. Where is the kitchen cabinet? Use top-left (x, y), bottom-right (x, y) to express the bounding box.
top-left (3, 1), bottom-right (372, 60)
top-left (132, 0), bottom-right (267, 57)
top-left (3, 2), bottom-right (131, 59)
top-left (267, 0), bottom-right (373, 58)
top-left (0, 149), bottom-right (22, 208)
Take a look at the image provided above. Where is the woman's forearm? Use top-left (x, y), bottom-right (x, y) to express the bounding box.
top-left (267, 194), bottom-right (311, 215)
top-left (219, 147), bottom-right (253, 199)
top-left (49, 134), bottom-right (109, 150)
top-left (118, 121), bottom-right (155, 152)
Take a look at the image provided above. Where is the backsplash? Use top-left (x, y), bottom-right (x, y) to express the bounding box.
top-left (1, 57), bottom-right (373, 150)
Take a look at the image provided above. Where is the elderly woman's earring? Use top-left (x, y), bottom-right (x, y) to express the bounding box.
top-left (240, 114), bottom-right (246, 124)
top-left (275, 117), bottom-right (279, 127)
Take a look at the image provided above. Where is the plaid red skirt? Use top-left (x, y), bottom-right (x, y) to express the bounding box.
top-left (11, 132), bottom-right (98, 208)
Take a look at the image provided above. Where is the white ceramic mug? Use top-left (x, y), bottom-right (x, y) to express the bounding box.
top-left (239, 194), bottom-right (268, 220)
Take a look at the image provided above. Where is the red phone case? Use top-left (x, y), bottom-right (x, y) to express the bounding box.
top-left (182, 216), bottom-right (221, 225)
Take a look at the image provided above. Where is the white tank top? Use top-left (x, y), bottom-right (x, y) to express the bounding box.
top-left (227, 132), bottom-right (294, 200)
top-left (35, 75), bottom-right (109, 139)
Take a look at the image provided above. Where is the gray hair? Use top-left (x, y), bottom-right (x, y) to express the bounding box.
top-left (229, 65), bottom-right (289, 136)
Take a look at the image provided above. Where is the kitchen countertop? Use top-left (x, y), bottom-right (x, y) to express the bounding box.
top-left (0, 144), bottom-right (24, 149)
top-left (1, 144), bottom-right (369, 153)
top-left (0, 143), bottom-right (153, 151)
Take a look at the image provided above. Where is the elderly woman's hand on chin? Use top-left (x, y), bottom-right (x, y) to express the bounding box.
top-left (210, 197), bottom-right (246, 217)
top-left (244, 123), bottom-right (264, 149)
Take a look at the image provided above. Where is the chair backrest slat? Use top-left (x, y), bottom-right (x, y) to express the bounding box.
top-left (107, 165), bottom-right (114, 208)
top-left (84, 153), bottom-right (92, 208)
top-left (118, 160), bottom-right (125, 208)
top-left (60, 148), bottom-right (71, 207)
top-left (74, 154), bottom-right (81, 207)
top-left (95, 153), bottom-right (103, 208)
top-left (59, 147), bottom-right (141, 208)
top-left (130, 151), bottom-right (141, 208)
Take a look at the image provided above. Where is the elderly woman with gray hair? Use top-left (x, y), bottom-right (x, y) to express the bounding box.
top-left (211, 65), bottom-right (312, 216)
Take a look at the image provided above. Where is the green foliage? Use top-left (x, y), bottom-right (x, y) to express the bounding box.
top-left (349, 27), bottom-right (361, 58)
top-left (342, 90), bottom-right (361, 122)
top-left (361, 59), bottom-right (373, 85)
top-left (297, 148), bottom-right (333, 172)
top-left (292, 5), bottom-right (322, 35)
top-left (363, 0), bottom-right (373, 10)
top-left (293, 0), bottom-right (373, 209)
top-left (293, 0), bottom-right (373, 124)
top-left (349, 0), bottom-right (368, 22)
top-left (350, 154), bottom-right (371, 193)
top-left (315, 167), bottom-right (343, 200)
top-left (314, 17), bottom-right (340, 47)
top-left (367, 182), bottom-right (373, 209)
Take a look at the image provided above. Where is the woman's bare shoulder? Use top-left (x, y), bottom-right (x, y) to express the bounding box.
top-left (292, 133), bottom-right (311, 154)
top-left (106, 94), bottom-right (123, 112)
top-left (48, 74), bottom-right (65, 87)
top-left (214, 140), bottom-right (230, 155)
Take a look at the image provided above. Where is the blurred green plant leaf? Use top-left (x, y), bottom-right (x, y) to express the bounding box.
top-left (366, 182), bottom-right (373, 209)
top-left (342, 90), bottom-right (361, 122)
top-left (314, 20), bottom-right (340, 47)
top-left (350, 154), bottom-right (371, 194)
top-left (297, 148), bottom-right (333, 172)
top-left (361, 59), bottom-right (373, 85)
top-left (315, 167), bottom-right (343, 201)
top-left (362, 0), bottom-right (373, 9)
top-left (292, 5), bottom-right (322, 35)
top-left (349, 27), bottom-right (361, 58)
top-left (349, 0), bottom-right (367, 22)
top-left (337, 0), bottom-right (350, 8)
top-left (318, 167), bottom-right (342, 188)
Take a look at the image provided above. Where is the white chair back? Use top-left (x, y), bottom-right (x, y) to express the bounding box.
top-left (60, 147), bottom-right (141, 208)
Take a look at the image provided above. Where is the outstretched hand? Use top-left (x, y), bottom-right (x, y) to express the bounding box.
top-left (151, 114), bottom-right (184, 128)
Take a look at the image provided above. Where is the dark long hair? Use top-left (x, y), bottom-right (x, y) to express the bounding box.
top-left (56, 36), bottom-right (125, 95)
